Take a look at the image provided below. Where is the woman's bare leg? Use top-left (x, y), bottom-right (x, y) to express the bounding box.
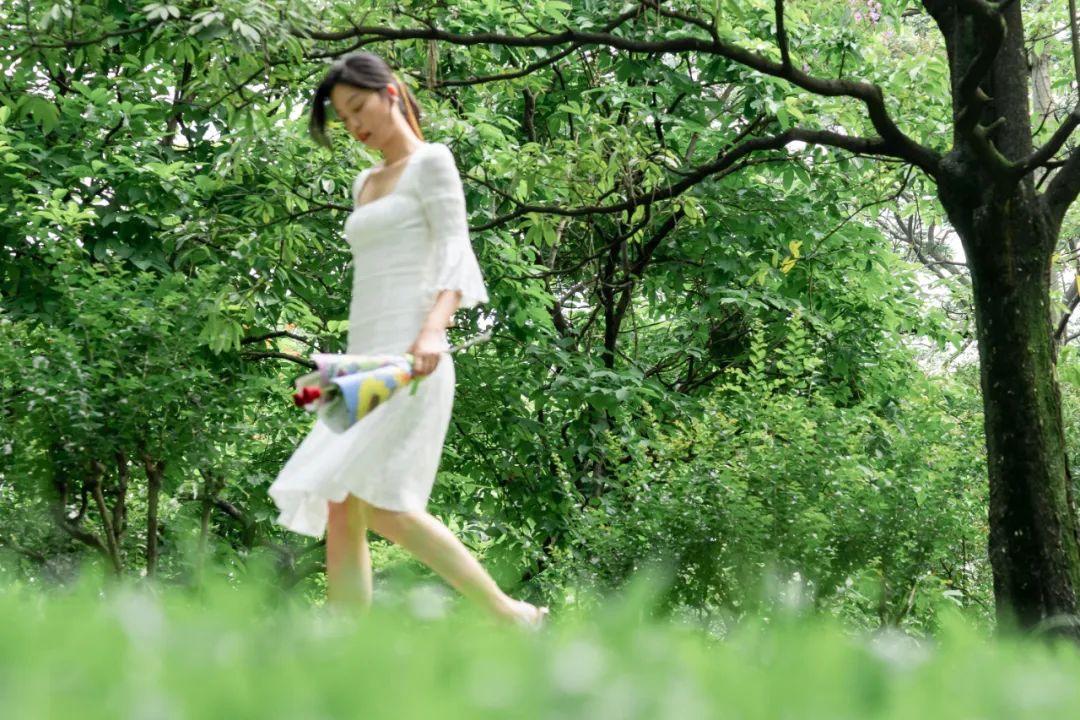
top-left (361, 499), bottom-right (540, 624)
top-left (325, 493), bottom-right (372, 610)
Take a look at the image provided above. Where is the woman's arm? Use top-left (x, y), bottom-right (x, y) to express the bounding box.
top-left (411, 143), bottom-right (489, 376)
top-left (409, 289), bottom-right (462, 376)
top-left (424, 289), bottom-right (462, 333)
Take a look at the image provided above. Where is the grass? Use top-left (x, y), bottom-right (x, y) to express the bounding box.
top-left (1, 565), bottom-right (1079, 719)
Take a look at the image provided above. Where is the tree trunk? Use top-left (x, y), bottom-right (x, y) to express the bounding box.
top-left (88, 459), bottom-right (123, 575)
top-left (139, 448), bottom-right (165, 578)
top-left (922, 0), bottom-right (1080, 633)
top-left (146, 468), bottom-right (161, 578)
top-left (949, 183), bottom-right (1080, 631)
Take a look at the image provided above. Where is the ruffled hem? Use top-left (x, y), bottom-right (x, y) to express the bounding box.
top-left (270, 467), bottom-right (422, 539)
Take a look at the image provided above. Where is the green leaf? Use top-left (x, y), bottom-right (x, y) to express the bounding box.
top-left (23, 96), bottom-right (59, 136)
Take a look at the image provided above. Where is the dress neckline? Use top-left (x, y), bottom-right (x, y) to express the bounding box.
top-left (354, 142), bottom-right (429, 210)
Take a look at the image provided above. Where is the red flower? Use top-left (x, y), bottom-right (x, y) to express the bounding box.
top-left (292, 386), bottom-right (322, 407)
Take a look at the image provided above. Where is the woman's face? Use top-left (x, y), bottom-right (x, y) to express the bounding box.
top-left (329, 82), bottom-right (392, 147)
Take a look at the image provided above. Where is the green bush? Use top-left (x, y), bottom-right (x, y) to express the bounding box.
top-left (564, 315), bottom-right (991, 633)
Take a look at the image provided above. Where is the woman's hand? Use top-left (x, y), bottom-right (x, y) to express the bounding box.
top-left (408, 327), bottom-right (446, 376)
top-left (412, 290), bottom-right (459, 376)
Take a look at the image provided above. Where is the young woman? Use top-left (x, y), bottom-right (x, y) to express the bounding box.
top-left (268, 51), bottom-right (548, 630)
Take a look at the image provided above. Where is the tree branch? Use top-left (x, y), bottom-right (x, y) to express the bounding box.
top-left (1046, 147), bottom-right (1080, 226)
top-left (0, 535), bottom-right (48, 566)
top-left (642, 0), bottom-right (720, 42)
top-left (1070, 0), bottom-right (1080, 88)
top-left (20, 21), bottom-right (156, 50)
top-left (473, 127), bottom-right (913, 231)
top-left (952, 0), bottom-right (1011, 172)
top-left (1017, 108), bottom-right (1080, 177)
top-left (240, 330), bottom-right (318, 348)
top-left (238, 350), bottom-right (316, 368)
top-left (49, 475), bottom-right (110, 561)
top-left (433, 43), bottom-right (583, 87)
top-left (775, 0), bottom-right (791, 70)
top-left (1055, 280), bottom-right (1080, 344)
top-left (418, 6), bottom-right (643, 88)
top-left (288, 10), bottom-right (941, 176)
top-left (159, 60), bottom-right (195, 149)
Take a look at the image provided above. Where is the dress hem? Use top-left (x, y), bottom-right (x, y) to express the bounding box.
top-left (272, 483), bottom-right (429, 539)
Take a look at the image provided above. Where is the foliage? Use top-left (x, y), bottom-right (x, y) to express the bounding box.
top-left (553, 312), bottom-right (991, 633)
top-left (0, 249), bottom-right (269, 576)
top-left (4, 0), bottom-right (1077, 633)
top-left (2, 571), bottom-right (1080, 718)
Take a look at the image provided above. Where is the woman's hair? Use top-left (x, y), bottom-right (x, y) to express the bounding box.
top-left (308, 51), bottom-right (424, 149)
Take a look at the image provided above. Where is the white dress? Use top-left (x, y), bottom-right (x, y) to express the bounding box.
top-left (268, 141), bottom-right (489, 538)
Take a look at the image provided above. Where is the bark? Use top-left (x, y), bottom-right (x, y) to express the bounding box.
top-left (112, 449), bottom-right (129, 539)
top-left (88, 458), bottom-right (122, 574)
top-left (929, 0), bottom-right (1080, 631)
top-left (147, 468), bottom-right (161, 578)
top-left (138, 446), bottom-right (166, 578)
top-left (952, 188), bottom-right (1080, 631)
top-left (50, 473), bottom-right (114, 573)
top-left (194, 469), bottom-right (226, 588)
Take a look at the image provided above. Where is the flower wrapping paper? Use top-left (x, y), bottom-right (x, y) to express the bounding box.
top-left (292, 353), bottom-right (424, 434)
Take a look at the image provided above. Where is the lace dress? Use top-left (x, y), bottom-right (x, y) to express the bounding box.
top-left (268, 141), bottom-right (489, 538)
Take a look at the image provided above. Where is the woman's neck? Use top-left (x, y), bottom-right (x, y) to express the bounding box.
top-left (379, 131), bottom-right (424, 167)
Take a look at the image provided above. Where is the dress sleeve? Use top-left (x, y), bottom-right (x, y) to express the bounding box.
top-left (418, 143), bottom-right (490, 309)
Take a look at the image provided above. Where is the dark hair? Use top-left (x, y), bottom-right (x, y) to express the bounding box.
top-left (308, 51), bottom-right (424, 149)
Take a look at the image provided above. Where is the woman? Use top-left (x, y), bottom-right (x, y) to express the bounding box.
top-left (268, 51), bottom-right (548, 630)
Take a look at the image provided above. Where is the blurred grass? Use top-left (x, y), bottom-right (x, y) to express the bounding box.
top-left (1, 562), bottom-right (1079, 720)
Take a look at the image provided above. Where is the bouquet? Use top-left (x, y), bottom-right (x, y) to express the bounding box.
top-left (291, 332), bottom-right (491, 434)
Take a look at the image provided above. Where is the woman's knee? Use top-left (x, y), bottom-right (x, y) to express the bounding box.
top-left (366, 505), bottom-right (421, 542)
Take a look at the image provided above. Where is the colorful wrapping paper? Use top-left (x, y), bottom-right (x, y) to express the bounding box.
top-left (292, 353), bottom-right (421, 434)
top-left (290, 332), bottom-right (491, 434)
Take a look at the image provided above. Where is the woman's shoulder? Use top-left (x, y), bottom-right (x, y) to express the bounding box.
top-left (419, 140), bottom-right (452, 160)
top-left (415, 141), bottom-right (458, 176)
